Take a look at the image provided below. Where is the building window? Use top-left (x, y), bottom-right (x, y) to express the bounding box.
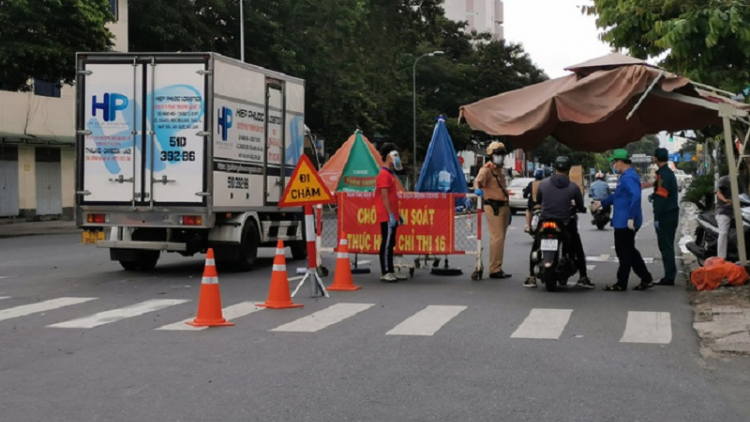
top-left (109, 0), bottom-right (118, 20)
top-left (33, 79), bottom-right (61, 98)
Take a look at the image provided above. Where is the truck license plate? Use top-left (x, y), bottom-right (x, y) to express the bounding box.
top-left (82, 230), bottom-right (105, 245)
top-left (540, 239), bottom-right (558, 251)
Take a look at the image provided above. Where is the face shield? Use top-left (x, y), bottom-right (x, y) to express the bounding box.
top-left (389, 150), bottom-right (403, 171)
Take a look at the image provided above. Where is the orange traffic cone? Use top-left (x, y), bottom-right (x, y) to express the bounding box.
top-left (257, 240), bottom-right (303, 309)
top-left (328, 234), bottom-right (361, 291)
top-left (186, 248), bottom-right (234, 327)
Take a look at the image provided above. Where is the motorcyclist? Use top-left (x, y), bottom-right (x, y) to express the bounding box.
top-left (523, 169), bottom-right (545, 233)
top-left (589, 172), bottom-right (611, 201)
top-left (589, 172), bottom-right (612, 222)
top-left (523, 156), bottom-right (595, 289)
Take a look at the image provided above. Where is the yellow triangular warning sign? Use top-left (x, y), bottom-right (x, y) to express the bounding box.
top-left (279, 155), bottom-right (335, 208)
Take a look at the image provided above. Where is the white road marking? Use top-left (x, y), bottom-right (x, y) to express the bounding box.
top-left (271, 303), bottom-right (374, 333)
top-left (511, 308), bottom-right (573, 340)
top-left (386, 305), bottom-right (467, 336)
top-left (586, 265), bottom-right (596, 271)
top-left (49, 299), bottom-right (188, 329)
top-left (156, 301), bottom-right (263, 331)
top-left (0, 276), bottom-right (7, 279)
top-left (599, 254), bottom-right (610, 260)
top-left (620, 311), bottom-right (672, 344)
top-left (0, 297), bottom-right (96, 323)
top-left (0, 296), bottom-right (9, 300)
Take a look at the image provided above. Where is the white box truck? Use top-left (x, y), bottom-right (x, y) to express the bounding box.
top-left (75, 52), bottom-right (308, 270)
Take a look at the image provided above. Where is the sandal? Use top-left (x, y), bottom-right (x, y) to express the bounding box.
top-left (633, 281), bottom-right (654, 291)
top-left (603, 284), bottom-right (626, 292)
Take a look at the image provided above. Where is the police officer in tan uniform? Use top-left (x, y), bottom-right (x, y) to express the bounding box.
top-left (473, 141), bottom-right (512, 279)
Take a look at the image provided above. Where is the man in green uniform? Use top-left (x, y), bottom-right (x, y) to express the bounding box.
top-left (650, 148), bottom-right (680, 286)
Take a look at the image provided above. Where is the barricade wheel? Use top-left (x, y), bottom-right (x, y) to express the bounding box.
top-left (414, 258), bottom-right (421, 269)
top-left (409, 267), bottom-right (415, 278)
top-left (433, 259), bottom-right (440, 268)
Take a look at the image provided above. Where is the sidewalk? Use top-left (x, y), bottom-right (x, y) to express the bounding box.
top-left (680, 203), bottom-right (750, 357)
top-left (0, 220), bottom-right (80, 239)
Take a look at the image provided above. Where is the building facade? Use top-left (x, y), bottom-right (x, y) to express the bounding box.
top-left (444, 0), bottom-right (504, 40)
top-left (0, 0), bottom-right (128, 220)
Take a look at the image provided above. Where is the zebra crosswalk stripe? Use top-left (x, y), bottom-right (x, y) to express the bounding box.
top-left (271, 303), bottom-right (374, 333)
top-left (156, 301), bottom-right (264, 331)
top-left (620, 311), bottom-right (672, 344)
top-left (48, 299), bottom-right (188, 329)
top-left (0, 297), bottom-right (97, 323)
top-left (386, 305), bottom-right (467, 336)
top-left (511, 308), bottom-right (573, 340)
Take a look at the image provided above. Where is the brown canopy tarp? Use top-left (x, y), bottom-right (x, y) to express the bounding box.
top-left (459, 53), bottom-right (750, 151)
top-left (318, 131), bottom-right (406, 193)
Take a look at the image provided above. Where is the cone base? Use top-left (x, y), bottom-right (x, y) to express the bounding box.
top-left (328, 284), bottom-right (362, 291)
top-left (257, 302), bottom-right (304, 309)
top-left (186, 319), bottom-right (235, 327)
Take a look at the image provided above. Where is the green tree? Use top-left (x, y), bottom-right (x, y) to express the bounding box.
top-left (585, 0), bottom-right (750, 91)
top-left (128, 0), bottom-right (547, 159)
top-left (0, 0), bottom-right (114, 91)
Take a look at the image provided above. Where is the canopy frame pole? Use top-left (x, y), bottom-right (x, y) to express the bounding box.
top-left (626, 71), bottom-right (664, 121)
top-left (735, 126), bottom-right (750, 172)
top-left (720, 104), bottom-right (747, 266)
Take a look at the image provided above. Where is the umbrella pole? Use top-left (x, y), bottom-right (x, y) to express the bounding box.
top-left (720, 104), bottom-right (747, 266)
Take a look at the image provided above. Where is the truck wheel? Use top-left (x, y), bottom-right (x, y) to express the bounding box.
top-left (235, 220), bottom-right (259, 271)
top-left (290, 241), bottom-right (308, 260)
top-left (118, 250), bottom-right (160, 271)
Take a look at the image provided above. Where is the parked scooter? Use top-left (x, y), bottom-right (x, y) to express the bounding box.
top-left (589, 201), bottom-right (611, 230)
top-left (686, 194), bottom-right (750, 266)
top-left (529, 209), bottom-right (583, 292)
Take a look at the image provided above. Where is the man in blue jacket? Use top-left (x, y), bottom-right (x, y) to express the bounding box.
top-left (593, 149), bottom-right (653, 291)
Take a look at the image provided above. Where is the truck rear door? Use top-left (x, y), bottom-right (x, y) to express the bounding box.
top-left (78, 56), bottom-right (208, 207)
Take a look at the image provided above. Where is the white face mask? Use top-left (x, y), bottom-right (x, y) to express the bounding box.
top-left (492, 155), bottom-right (504, 166)
top-left (389, 151), bottom-right (403, 171)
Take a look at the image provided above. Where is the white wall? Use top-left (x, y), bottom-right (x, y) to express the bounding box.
top-left (108, 0), bottom-right (129, 52)
top-left (443, 0), bottom-right (504, 40)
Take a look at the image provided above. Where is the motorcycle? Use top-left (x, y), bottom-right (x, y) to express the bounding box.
top-left (589, 201), bottom-right (610, 230)
top-left (685, 194), bottom-right (750, 266)
top-left (530, 209), bottom-right (583, 292)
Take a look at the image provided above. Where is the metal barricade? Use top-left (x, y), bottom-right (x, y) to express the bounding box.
top-left (315, 193), bottom-right (484, 279)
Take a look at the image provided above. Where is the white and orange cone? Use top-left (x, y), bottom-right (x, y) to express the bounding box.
top-left (187, 248), bottom-right (234, 327)
top-left (257, 240), bottom-right (304, 309)
top-left (328, 234), bottom-right (361, 291)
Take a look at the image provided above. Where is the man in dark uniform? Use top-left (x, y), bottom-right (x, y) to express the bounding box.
top-left (650, 148), bottom-right (680, 286)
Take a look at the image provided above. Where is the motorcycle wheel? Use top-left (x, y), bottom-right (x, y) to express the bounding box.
top-left (542, 268), bottom-right (557, 292)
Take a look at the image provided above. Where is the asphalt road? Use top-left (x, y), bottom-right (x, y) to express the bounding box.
top-left (1, 192), bottom-right (749, 421)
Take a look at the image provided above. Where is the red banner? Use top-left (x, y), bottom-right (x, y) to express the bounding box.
top-left (338, 192), bottom-right (456, 255)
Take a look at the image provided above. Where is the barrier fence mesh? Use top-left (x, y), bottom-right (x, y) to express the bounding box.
top-left (315, 194), bottom-right (484, 279)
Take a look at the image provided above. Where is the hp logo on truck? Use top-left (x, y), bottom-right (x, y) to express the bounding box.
top-left (217, 106), bottom-right (233, 141)
top-left (91, 93), bottom-right (128, 122)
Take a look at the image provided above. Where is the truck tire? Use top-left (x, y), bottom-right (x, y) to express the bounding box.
top-left (118, 250), bottom-right (160, 271)
top-left (235, 220), bottom-right (260, 271)
top-left (290, 241), bottom-right (308, 260)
